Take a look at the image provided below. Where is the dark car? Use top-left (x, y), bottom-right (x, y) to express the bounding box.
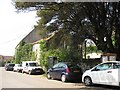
top-left (47, 62), bottom-right (83, 82)
top-left (5, 63), bottom-right (15, 71)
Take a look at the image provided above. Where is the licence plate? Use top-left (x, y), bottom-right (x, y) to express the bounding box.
top-left (36, 70), bottom-right (40, 72)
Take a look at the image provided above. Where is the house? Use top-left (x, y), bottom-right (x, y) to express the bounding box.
top-left (0, 55), bottom-right (13, 66)
top-left (0, 55), bottom-right (4, 66)
top-left (32, 32), bottom-right (55, 63)
top-left (15, 29), bottom-right (43, 63)
top-left (32, 41), bottom-right (41, 63)
top-left (15, 28), bottom-right (55, 64)
top-left (22, 29), bottom-right (43, 43)
top-left (86, 52), bottom-right (102, 59)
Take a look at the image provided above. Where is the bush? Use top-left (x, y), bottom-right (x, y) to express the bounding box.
top-left (15, 41), bottom-right (33, 64)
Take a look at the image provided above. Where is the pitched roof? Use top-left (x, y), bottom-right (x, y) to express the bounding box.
top-left (22, 29), bottom-right (43, 43)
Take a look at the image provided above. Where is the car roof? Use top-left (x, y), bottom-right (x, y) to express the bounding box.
top-left (7, 63), bottom-right (15, 65)
top-left (15, 64), bottom-right (20, 65)
top-left (103, 61), bottom-right (120, 63)
top-left (58, 62), bottom-right (79, 65)
top-left (22, 61), bottom-right (37, 63)
top-left (15, 64), bottom-right (21, 65)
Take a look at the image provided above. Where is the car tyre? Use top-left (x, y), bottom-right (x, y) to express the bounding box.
top-left (47, 73), bottom-right (51, 79)
top-left (17, 69), bottom-right (19, 72)
top-left (28, 70), bottom-right (32, 75)
top-left (5, 68), bottom-right (8, 71)
top-left (22, 70), bottom-right (24, 74)
top-left (84, 77), bottom-right (92, 86)
top-left (61, 75), bottom-right (67, 82)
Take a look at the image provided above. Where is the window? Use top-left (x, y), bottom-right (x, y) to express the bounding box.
top-left (113, 63), bottom-right (120, 69)
top-left (26, 63), bottom-right (28, 66)
top-left (67, 63), bottom-right (80, 69)
top-left (53, 63), bottom-right (60, 68)
top-left (29, 63), bottom-right (39, 67)
top-left (95, 63), bottom-right (112, 71)
top-left (58, 63), bottom-right (66, 68)
top-left (9, 64), bottom-right (15, 66)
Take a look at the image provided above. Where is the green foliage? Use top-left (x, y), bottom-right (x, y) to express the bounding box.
top-left (39, 40), bottom-right (47, 51)
top-left (15, 41), bottom-right (33, 64)
top-left (31, 52), bottom-right (37, 61)
top-left (86, 46), bottom-right (97, 54)
top-left (39, 40), bottom-right (81, 70)
top-left (15, 2), bottom-right (120, 59)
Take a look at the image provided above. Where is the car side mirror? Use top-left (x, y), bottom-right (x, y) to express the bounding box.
top-left (51, 67), bottom-right (54, 70)
top-left (51, 67), bottom-right (55, 70)
top-left (26, 65), bottom-right (29, 67)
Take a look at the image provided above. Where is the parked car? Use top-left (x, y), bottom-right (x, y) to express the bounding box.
top-left (5, 63), bottom-right (15, 71)
top-left (47, 62), bottom-right (83, 82)
top-left (22, 61), bottom-right (44, 75)
top-left (13, 64), bottom-right (22, 72)
top-left (82, 61), bottom-right (120, 87)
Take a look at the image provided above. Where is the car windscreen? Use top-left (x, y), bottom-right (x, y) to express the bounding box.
top-left (29, 63), bottom-right (39, 67)
top-left (18, 64), bottom-right (22, 67)
top-left (9, 64), bottom-right (15, 66)
top-left (67, 63), bottom-right (81, 70)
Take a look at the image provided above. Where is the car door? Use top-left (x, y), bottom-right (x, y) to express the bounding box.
top-left (56, 63), bottom-right (66, 79)
top-left (90, 64), bottom-right (104, 84)
top-left (106, 62), bottom-right (120, 86)
top-left (99, 63), bottom-right (113, 85)
top-left (90, 63), bottom-right (112, 84)
top-left (50, 63), bottom-right (60, 79)
top-left (24, 63), bottom-right (29, 72)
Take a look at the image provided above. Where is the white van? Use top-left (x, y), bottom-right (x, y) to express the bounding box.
top-left (22, 61), bottom-right (43, 75)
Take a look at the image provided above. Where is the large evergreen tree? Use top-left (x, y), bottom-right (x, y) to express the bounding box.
top-left (14, 2), bottom-right (120, 60)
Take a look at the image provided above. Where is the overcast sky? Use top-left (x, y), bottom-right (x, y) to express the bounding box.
top-left (0, 0), bottom-right (37, 56)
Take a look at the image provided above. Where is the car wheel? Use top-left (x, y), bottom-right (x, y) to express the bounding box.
top-left (5, 68), bottom-right (8, 71)
top-left (28, 70), bottom-right (32, 75)
top-left (17, 69), bottom-right (19, 72)
top-left (84, 77), bottom-right (92, 86)
top-left (61, 75), bottom-right (67, 82)
top-left (22, 70), bottom-right (24, 74)
top-left (47, 73), bottom-right (51, 79)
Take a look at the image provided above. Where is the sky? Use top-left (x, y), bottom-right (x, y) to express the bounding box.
top-left (0, 0), bottom-right (37, 56)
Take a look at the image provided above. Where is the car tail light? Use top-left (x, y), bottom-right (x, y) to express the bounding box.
top-left (66, 68), bottom-right (70, 74)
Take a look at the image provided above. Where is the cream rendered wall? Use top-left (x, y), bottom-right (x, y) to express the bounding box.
top-left (32, 44), bottom-right (40, 64)
top-left (86, 53), bottom-right (102, 59)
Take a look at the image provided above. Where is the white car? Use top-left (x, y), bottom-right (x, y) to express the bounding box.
top-left (82, 61), bottom-right (120, 87)
top-left (13, 64), bottom-right (22, 72)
